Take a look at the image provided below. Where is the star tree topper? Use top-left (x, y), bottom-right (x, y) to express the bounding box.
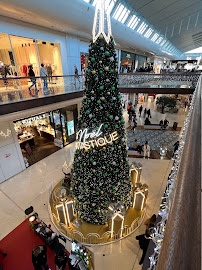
top-left (92, 0), bottom-right (112, 43)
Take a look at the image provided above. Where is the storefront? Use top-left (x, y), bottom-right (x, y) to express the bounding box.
top-left (13, 105), bottom-right (78, 166)
top-left (0, 32), bottom-right (63, 79)
top-left (80, 53), bottom-right (88, 74)
top-left (120, 51), bottom-right (135, 72)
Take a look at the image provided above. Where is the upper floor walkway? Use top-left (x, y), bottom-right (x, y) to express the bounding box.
top-left (0, 73), bottom-right (200, 116)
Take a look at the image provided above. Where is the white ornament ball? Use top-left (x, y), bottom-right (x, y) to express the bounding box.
top-left (112, 97), bottom-right (116, 100)
top-left (115, 116), bottom-right (119, 120)
top-left (107, 92), bottom-right (110, 95)
top-left (106, 78), bottom-right (110, 82)
top-left (91, 97), bottom-right (95, 100)
top-left (112, 161), bottom-right (116, 165)
top-left (100, 47), bottom-right (104, 51)
top-left (110, 56), bottom-right (114, 61)
top-left (89, 114), bottom-right (93, 118)
top-left (100, 97), bottom-right (105, 101)
top-left (93, 162), bottom-right (96, 165)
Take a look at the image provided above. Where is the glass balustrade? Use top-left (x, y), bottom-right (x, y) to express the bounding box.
top-left (0, 73), bottom-right (199, 105)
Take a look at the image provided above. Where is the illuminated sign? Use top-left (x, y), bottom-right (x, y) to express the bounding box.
top-left (21, 114), bottom-right (46, 125)
top-left (76, 124), bottom-right (119, 150)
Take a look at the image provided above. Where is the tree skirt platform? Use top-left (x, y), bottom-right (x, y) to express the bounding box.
top-left (49, 181), bottom-right (146, 245)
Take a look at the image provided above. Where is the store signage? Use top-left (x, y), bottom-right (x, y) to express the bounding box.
top-left (77, 124), bottom-right (103, 142)
top-left (21, 114), bottom-right (46, 125)
top-left (76, 124), bottom-right (119, 150)
top-left (126, 54), bottom-right (131, 59)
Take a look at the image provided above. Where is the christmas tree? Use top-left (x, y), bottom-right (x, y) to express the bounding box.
top-left (71, 1), bottom-right (132, 225)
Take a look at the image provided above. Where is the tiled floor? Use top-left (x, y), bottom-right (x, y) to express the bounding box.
top-left (0, 100), bottom-right (187, 269)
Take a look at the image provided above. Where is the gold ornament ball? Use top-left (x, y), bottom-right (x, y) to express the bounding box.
top-left (121, 166), bottom-right (123, 169)
top-left (93, 169), bottom-right (96, 173)
top-left (85, 148), bottom-right (88, 152)
top-left (92, 70), bottom-right (96, 75)
top-left (104, 66), bottom-right (109, 71)
top-left (96, 109), bottom-right (98, 112)
top-left (86, 189), bottom-right (88, 192)
top-left (99, 61), bottom-right (102, 64)
top-left (76, 181), bottom-right (78, 184)
top-left (116, 68), bottom-right (118, 72)
top-left (103, 147), bottom-right (106, 150)
top-left (118, 146), bottom-right (121, 149)
top-left (98, 210), bottom-right (100, 213)
top-left (101, 191), bottom-right (104, 194)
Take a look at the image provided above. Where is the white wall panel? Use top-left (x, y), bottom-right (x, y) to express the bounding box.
top-left (0, 143), bottom-right (23, 180)
top-left (0, 121), bottom-right (25, 182)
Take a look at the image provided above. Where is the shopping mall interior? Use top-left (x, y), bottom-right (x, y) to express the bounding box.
top-left (0, 0), bottom-right (201, 270)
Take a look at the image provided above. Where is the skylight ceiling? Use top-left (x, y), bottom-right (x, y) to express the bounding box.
top-left (84, 0), bottom-right (182, 57)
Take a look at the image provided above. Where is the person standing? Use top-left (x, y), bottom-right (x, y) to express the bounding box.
top-left (55, 250), bottom-right (68, 270)
top-left (159, 120), bottom-right (164, 130)
top-left (32, 245), bottom-right (51, 270)
top-left (40, 64), bottom-right (48, 90)
top-left (139, 105), bottom-right (143, 116)
top-left (163, 119), bottom-right (169, 128)
top-left (143, 141), bottom-right (150, 159)
top-left (28, 65), bottom-right (37, 96)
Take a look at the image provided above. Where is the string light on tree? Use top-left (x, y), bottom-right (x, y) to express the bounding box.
top-left (71, 0), bottom-right (131, 225)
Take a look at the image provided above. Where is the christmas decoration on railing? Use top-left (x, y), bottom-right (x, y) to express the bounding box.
top-left (0, 129), bottom-right (11, 138)
top-left (147, 85), bottom-right (197, 270)
top-left (119, 74), bottom-right (200, 88)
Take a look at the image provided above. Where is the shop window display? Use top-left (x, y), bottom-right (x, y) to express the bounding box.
top-left (10, 35), bottom-right (40, 77)
top-left (37, 40), bottom-right (63, 77)
top-left (0, 33), bottom-right (17, 79)
top-left (14, 113), bottom-right (60, 166)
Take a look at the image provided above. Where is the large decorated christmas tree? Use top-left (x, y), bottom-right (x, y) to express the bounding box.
top-left (71, 0), bottom-right (132, 225)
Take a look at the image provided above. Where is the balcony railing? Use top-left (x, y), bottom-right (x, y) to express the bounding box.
top-left (0, 73), bottom-right (200, 105)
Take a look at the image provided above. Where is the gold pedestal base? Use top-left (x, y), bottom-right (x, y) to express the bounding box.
top-left (49, 180), bottom-right (145, 245)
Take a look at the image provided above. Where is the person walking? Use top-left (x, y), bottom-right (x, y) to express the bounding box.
top-left (143, 108), bottom-right (147, 118)
top-left (32, 245), bottom-right (51, 270)
top-left (172, 141), bottom-right (179, 157)
top-left (40, 64), bottom-right (48, 90)
top-left (147, 109), bottom-right (151, 118)
top-left (139, 105), bottom-right (143, 117)
top-left (55, 250), bottom-right (68, 270)
top-left (28, 65), bottom-right (37, 96)
top-left (136, 230), bottom-right (151, 265)
top-left (132, 115), bottom-right (137, 132)
top-left (129, 112), bottom-right (132, 125)
top-left (143, 141), bottom-right (150, 159)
